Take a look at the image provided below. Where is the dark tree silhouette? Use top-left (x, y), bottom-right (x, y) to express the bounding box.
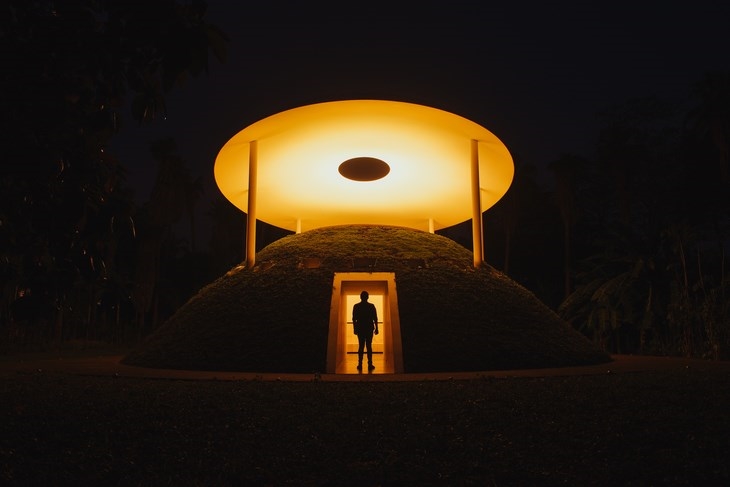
top-left (560, 90), bottom-right (730, 358)
top-left (207, 197), bottom-right (246, 273)
top-left (548, 154), bottom-right (588, 301)
top-left (0, 0), bottom-right (226, 346)
top-left (491, 156), bottom-right (535, 275)
top-left (131, 138), bottom-right (203, 335)
top-left (482, 158), bottom-right (564, 308)
top-left (687, 71), bottom-right (730, 184)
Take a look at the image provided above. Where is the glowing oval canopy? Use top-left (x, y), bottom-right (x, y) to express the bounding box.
top-left (214, 100), bottom-right (514, 232)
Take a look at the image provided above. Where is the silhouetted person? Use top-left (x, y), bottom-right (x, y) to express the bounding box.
top-left (352, 290), bottom-right (379, 371)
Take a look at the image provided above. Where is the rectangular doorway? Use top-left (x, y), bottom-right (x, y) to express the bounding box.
top-left (327, 272), bottom-right (403, 374)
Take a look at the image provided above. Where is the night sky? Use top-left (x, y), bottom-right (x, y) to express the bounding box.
top-left (110, 1), bottom-right (730, 208)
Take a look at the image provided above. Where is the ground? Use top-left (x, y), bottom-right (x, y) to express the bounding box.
top-left (1, 351), bottom-right (729, 486)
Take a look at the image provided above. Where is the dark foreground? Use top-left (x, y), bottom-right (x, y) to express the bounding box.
top-left (2, 367), bottom-right (729, 486)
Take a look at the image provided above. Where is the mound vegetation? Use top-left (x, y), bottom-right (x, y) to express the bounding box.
top-left (123, 225), bottom-right (609, 372)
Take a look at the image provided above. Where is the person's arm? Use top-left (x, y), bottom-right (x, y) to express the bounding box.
top-left (373, 305), bottom-right (379, 334)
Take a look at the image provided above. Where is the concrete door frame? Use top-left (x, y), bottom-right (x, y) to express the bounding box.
top-left (327, 272), bottom-right (404, 373)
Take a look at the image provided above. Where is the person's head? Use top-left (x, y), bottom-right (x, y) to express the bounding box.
top-left (360, 291), bottom-right (369, 301)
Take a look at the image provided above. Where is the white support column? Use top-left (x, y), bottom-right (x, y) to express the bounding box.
top-left (296, 218), bottom-right (302, 234)
top-left (428, 218), bottom-right (434, 234)
top-left (470, 139), bottom-right (484, 267)
top-left (246, 140), bottom-right (258, 268)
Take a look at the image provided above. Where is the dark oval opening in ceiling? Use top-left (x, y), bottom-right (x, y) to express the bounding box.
top-left (338, 157), bottom-right (391, 182)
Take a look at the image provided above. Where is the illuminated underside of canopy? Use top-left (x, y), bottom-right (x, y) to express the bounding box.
top-left (214, 100), bottom-right (514, 233)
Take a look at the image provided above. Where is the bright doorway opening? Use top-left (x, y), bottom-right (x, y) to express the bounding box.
top-left (327, 272), bottom-right (403, 374)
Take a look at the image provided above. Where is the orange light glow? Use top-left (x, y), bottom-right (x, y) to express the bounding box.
top-left (214, 100), bottom-right (513, 232)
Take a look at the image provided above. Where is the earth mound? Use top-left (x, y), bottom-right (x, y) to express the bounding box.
top-left (123, 225), bottom-right (609, 372)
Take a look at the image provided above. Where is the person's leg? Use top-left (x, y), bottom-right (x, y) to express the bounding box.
top-left (365, 333), bottom-right (374, 368)
top-left (357, 335), bottom-right (364, 369)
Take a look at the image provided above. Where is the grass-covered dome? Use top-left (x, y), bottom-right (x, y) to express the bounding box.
top-left (123, 225), bottom-right (609, 373)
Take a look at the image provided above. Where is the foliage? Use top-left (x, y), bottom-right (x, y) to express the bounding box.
top-left (558, 89), bottom-right (730, 358)
top-left (0, 0), bottom-right (226, 350)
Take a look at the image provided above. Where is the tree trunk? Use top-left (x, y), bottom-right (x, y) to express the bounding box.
top-left (503, 229), bottom-right (511, 274)
top-left (563, 223), bottom-right (572, 300)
